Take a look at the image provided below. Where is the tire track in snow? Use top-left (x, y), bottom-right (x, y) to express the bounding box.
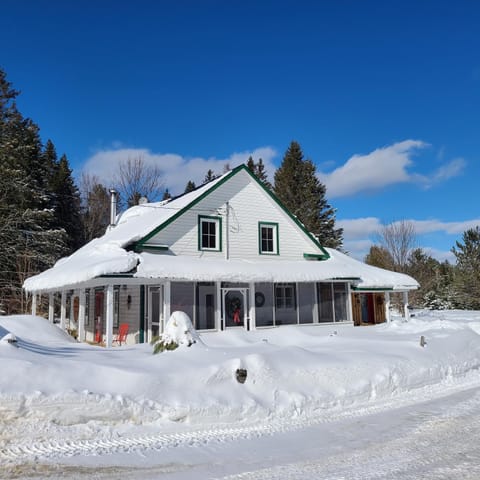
top-left (216, 386), bottom-right (480, 480)
top-left (2, 371), bottom-right (480, 463)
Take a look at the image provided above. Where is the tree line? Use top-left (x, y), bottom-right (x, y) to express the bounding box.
top-left (365, 220), bottom-right (480, 310)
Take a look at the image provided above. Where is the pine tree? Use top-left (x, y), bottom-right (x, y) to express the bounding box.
top-left (0, 68), bottom-right (69, 312)
top-left (246, 156), bottom-right (272, 189)
top-left (162, 189), bottom-right (172, 201)
top-left (451, 226), bottom-right (480, 309)
top-left (274, 141), bottom-right (343, 249)
top-left (184, 180), bottom-right (196, 193)
top-left (48, 147), bottom-right (84, 251)
top-left (204, 169), bottom-right (217, 183)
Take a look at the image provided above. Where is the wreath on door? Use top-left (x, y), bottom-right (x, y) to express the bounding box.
top-left (227, 296), bottom-right (242, 324)
top-left (228, 296), bottom-right (242, 315)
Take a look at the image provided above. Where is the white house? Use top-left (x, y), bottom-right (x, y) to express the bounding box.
top-left (23, 164), bottom-right (418, 346)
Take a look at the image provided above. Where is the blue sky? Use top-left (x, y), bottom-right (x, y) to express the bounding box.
top-left (2, 0), bottom-right (480, 261)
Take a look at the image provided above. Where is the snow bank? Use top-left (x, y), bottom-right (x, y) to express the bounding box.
top-left (0, 310), bottom-right (479, 445)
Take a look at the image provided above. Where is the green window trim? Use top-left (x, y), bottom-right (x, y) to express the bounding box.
top-left (258, 221), bottom-right (279, 255)
top-left (198, 215), bottom-right (223, 252)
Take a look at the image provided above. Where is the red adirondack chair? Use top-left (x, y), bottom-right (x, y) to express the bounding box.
top-left (113, 323), bottom-right (129, 346)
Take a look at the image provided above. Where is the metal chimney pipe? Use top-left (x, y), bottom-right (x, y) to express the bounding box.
top-left (109, 189), bottom-right (118, 227)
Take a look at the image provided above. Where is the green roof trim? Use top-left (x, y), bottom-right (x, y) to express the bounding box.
top-left (134, 164), bottom-right (330, 259)
top-left (303, 253), bottom-right (325, 260)
top-left (134, 244), bottom-right (169, 253)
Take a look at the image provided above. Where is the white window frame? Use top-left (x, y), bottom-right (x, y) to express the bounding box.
top-left (198, 215), bottom-right (222, 252)
top-left (259, 222), bottom-right (279, 255)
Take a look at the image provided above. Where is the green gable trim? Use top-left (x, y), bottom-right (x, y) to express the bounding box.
top-left (303, 253), bottom-right (325, 260)
top-left (134, 164), bottom-right (330, 260)
top-left (258, 221), bottom-right (280, 255)
top-left (135, 166), bottom-right (241, 249)
top-left (198, 214), bottom-right (223, 252)
top-left (134, 244), bottom-right (169, 253)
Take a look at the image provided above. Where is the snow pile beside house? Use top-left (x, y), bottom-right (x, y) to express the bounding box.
top-left (0, 310), bottom-right (479, 452)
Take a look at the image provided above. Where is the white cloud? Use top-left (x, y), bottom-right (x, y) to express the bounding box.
top-left (321, 140), bottom-right (465, 198)
top-left (82, 146), bottom-right (277, 196)
top-left (409, 219), bottom-right (480, 235)
top-left (340, 216), bottom-right (480, 262)
top-left (321, 140), bottom-right (426, 198)
top-left (337, 217), bottom-right (382, 240)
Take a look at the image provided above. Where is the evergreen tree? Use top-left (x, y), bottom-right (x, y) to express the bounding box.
top-left (162, 189), bottom-right (172, 201)
top-left (246, 156), bottom-right (272, 189)
top-left (274, 141), bottom-right (343, 249)
top-left (451, 226), bottom-right (480, 309)
top-left (204, 169), bottom-right (217, 183)
top-left (184, 180), bottom-right (196, 193)
top-left (0, 68), bottom-right (68, 313)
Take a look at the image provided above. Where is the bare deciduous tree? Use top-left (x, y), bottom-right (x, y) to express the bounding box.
top-left (80, 173), bottom-right (110, 241)
top-left (114, 155), bottom-right (164, 207)
top-left (375, 220), bottom-right (417, 272)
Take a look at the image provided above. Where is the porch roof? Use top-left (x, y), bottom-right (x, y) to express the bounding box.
top-left (135, 249), bottom-right (418, 291)
top-left (23, 245), bottom-right (418, 293)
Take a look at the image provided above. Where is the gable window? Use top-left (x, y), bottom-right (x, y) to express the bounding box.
top-left (259, 222), bottom-right (279, 255)
top-left (198, 215), bottom-right (222, 251)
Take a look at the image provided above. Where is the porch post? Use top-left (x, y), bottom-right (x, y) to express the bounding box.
top-left (78, 289), bottom-right (86, 342)
top-left (69, 293), bottom-right (75, 330)
top-left (60, 291), bottom-right (66, 330)
top-left (105, 284), bottom-right (114, 347)
top-left (31, 293), bottom-right (37, 316)
top-left (346, 283), bottom-right (353, 323)
top-left (163, 281), bottom-right (171, 329)
top-left (385, 291), bottom-right (391, 323)
top-left (403, 291), bottom-right (410, 321)
top-left (249, 282), bottom-right (256, 330)
top-left (215, 281), bottom-right (222, 330)
top-left (48, 293), bottom-right (54, 323)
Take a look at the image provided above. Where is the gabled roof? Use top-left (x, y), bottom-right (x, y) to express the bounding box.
top-left (23, 164), bottom-right (419, 293)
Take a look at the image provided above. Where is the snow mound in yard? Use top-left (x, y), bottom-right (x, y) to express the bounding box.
top-left (0, 315), bottom-right (76, 344)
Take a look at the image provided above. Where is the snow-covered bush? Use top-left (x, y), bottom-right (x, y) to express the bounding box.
top-left (423, 290), bottom-right (454, 310)
top-left (152, 311), bottom-right (200, 354)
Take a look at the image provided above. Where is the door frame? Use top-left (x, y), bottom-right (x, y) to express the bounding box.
top-left (147, 285), bottom-right (164, 342)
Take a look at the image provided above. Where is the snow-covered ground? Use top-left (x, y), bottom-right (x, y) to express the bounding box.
top-left (1, 310), bottom-right (480, 478)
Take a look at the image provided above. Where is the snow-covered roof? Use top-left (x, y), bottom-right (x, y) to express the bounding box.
top-left (23, 167), bottom-right (419, 293)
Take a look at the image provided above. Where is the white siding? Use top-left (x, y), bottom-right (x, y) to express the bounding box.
top-left (147, 169), bottom-right (322, 260)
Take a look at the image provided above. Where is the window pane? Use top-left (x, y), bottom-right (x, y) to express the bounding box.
top-left (260, 224), bottom-right (277, 253)
top-left (298, 284), bottom-right (315, 324)
top-left (333, 283), bottom-right (348, 322)
top-left (255, 283), bottom-right (274, 327)
top-left (201, 219), bottom-right (217, 249)
top-left (318, 283), bottom-right (333, 322)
